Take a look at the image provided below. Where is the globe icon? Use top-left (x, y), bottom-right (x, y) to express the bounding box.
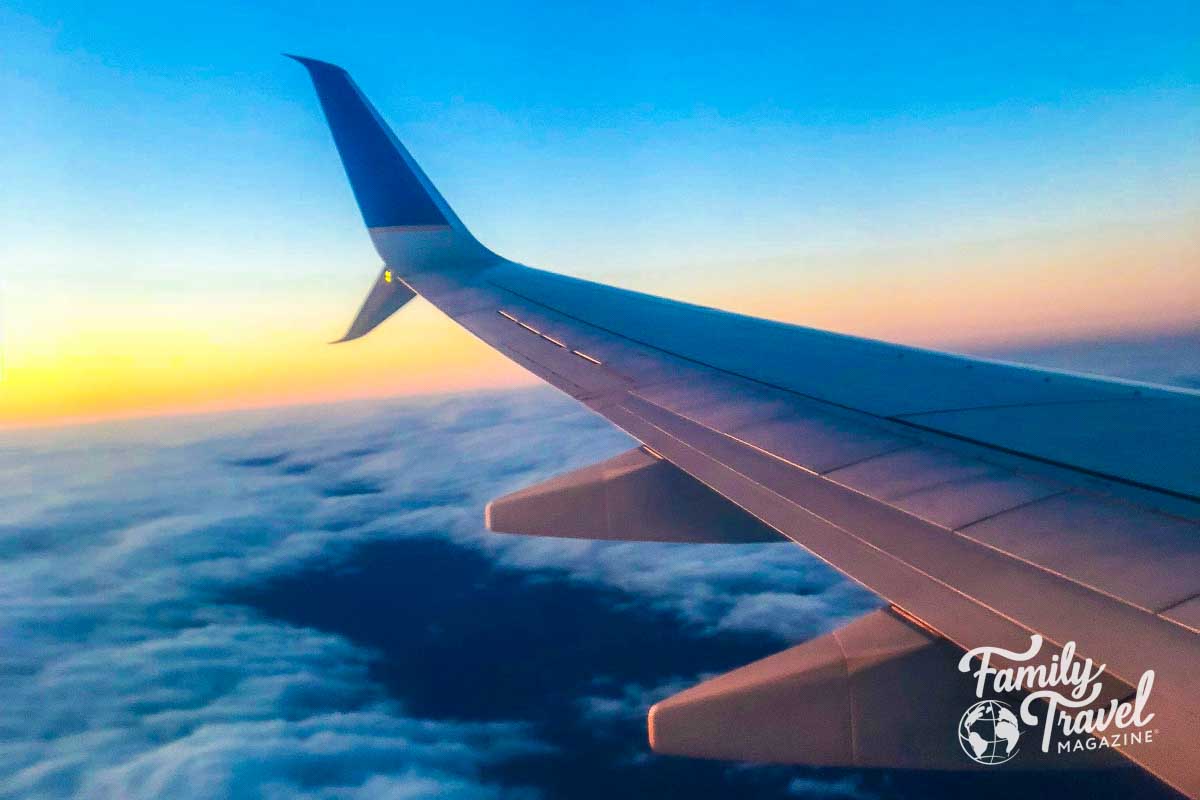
top-left (958, 700), bottom-right (1021, 765)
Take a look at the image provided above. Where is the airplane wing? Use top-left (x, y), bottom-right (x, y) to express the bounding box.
top-left (289, 57), bottom-right (1200, 796)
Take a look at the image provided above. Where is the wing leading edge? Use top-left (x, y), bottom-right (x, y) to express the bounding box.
top-left (290, 58), bottom-right (1200, 796)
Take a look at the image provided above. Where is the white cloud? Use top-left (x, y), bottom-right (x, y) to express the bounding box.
top-left (0, 388), bottom-right (878, 798)
top-left (577, 677), bottom-right (701, 726)
top-left (787, 776), bottom-right (876, 799)
top-left (0, 395), bottom-right (571, 800)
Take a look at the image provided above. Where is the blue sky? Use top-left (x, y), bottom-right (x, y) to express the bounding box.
top-left (2, 1), bottom-right (1198, 423)
top-left (7, 0), bottom-right (1197, 272)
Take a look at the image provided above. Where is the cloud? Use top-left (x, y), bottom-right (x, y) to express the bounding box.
top-left (0, 395), bottom-right (570, 800)
top-left (577, 677), bottom-right (701, 726)
top-left (787, 776), bottom-right (876, 799)
top-left (80, 711), bottom-right (544, 800)
top-left (6, 326), bottom-right (1189, 799)
top-left (3, 610), bottom-right (545, 800)
top-left (487, 536), bottom-right (879, 642)
top-left (1, 387), bottom-right (885, 798)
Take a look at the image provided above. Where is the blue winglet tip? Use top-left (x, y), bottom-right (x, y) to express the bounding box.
top-left (283, 54), bottom-right (346, 74)
top-left (285, 52), bottom-right (457, 230)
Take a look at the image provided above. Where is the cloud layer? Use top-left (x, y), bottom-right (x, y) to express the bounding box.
top-left (7, 324), bottom-right (1193, 799)
top-left (0, 389), bottom-right (876, 799)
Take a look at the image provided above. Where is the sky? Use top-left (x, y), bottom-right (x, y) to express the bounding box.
top-left (2, 0), bottom-right (1198, 426)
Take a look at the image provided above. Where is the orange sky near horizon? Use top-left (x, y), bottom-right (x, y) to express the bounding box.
top-left (3, 215), bottom-right (1197, 430)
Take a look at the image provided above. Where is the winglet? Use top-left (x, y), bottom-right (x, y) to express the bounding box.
top-left (332, 265), bottom-right (416, 343)
top-left (290, 56), bottom-right (497, 343)
top-left (286, 55), bottom-right (469, 236)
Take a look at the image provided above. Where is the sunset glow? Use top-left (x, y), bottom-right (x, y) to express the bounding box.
top-left (3, 1), bottom-right (1196, 427)
top-left (6, 211), bottom-right (1196, 427)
